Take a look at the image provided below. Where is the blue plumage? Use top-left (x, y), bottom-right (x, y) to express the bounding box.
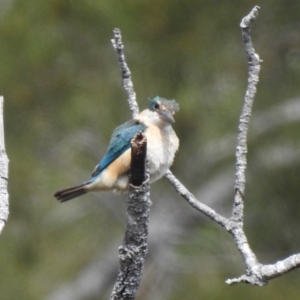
top-left (90, 120), bottom-right (147, 179)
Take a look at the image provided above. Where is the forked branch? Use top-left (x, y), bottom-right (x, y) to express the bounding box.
top-left (113, 7), bottom-right (300, 291)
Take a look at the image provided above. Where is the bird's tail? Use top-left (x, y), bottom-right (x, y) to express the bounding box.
top-left (54, 183), bottom-right (88, 203)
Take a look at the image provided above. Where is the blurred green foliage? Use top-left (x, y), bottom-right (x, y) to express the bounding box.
top-left (1, 0), bottom-right (300, 299)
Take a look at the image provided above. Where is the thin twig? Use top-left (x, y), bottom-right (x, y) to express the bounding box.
top-left (164, 170), bottom-right (229, 230)
top-left (111, 28), bottom-right (139, 118)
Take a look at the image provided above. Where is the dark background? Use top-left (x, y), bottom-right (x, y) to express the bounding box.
top-left (1, 1), bottom-right (300, 299)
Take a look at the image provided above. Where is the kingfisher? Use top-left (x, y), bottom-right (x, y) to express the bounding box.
top-left (54, 97), bottom-right (179, 202)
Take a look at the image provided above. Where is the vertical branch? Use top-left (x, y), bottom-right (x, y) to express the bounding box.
top-left (0, 96), bottom-right (9, 234)
top-left (130, 133), bottom-right (147, 186)
top-left (111, 28), bottom-right (139, 118)
top-left (226, 6), bottom-right (263, 285)
top-left (232, 6), bottom-right (261, 222)
top-left (110, 133), bottom-right (150, 300)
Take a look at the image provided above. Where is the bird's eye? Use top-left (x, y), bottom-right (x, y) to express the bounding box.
top-left (154, 103), bottom-right (159, 109)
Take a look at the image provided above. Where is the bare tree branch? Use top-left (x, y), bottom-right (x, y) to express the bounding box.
top-left (165, 6), bottom-right (300, 286)
top-left (111, 28), bottom-right (150, 299)
top-left (111, 28), bottom-right (139, 118)
top-left (0, 96), bottom-right (9, 234)
top-left (233, 5), bottom-right (261, 220)
top-left (130, 133), bottom-right (147, 186)
top-left (226, 5), bottom-right (264, 285)
top-left (164, 170), bottom-right (229, 229)
top-left (110, 133), bottom-right (150, 300)
top-left (102, 7), bottom-right (300, 297)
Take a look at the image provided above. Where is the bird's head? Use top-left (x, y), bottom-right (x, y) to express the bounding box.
top-left (148, 97), bottom-right (179, 124)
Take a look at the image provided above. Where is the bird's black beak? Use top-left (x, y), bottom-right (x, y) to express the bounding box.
top-left (159, 109), bottom-right (175, 123)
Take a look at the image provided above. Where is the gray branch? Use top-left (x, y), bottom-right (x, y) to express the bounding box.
top-left (232, 5), bottom-right (261, 219)
top-left (164, 170), bottom-right (229, 230)
top-left (110, 133), bottom-right (150, 300)
top-left (108, 7), bottom-right (300, 292)
top-left (165, 6), bottom-right (300, 286)
top-left (111, 29), bottom-right (151, 299)
top-left (227, 5), bottom-right (263, 284)
top-left (0, 96), bottom-right (9, 234)
top-left (111, 28), bottom-right (139, 118)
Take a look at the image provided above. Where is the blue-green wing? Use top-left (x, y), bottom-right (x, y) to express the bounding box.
top-left (90, 120), bottom-right (147, 179)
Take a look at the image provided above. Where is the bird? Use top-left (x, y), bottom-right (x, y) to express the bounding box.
top-left (54, 96), bottom-right (179, 203)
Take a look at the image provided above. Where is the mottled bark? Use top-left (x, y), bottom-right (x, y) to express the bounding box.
top-left (110, 133), bottom-right (150, 300)
top-left (111, 28), bottom-right (139, 118)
